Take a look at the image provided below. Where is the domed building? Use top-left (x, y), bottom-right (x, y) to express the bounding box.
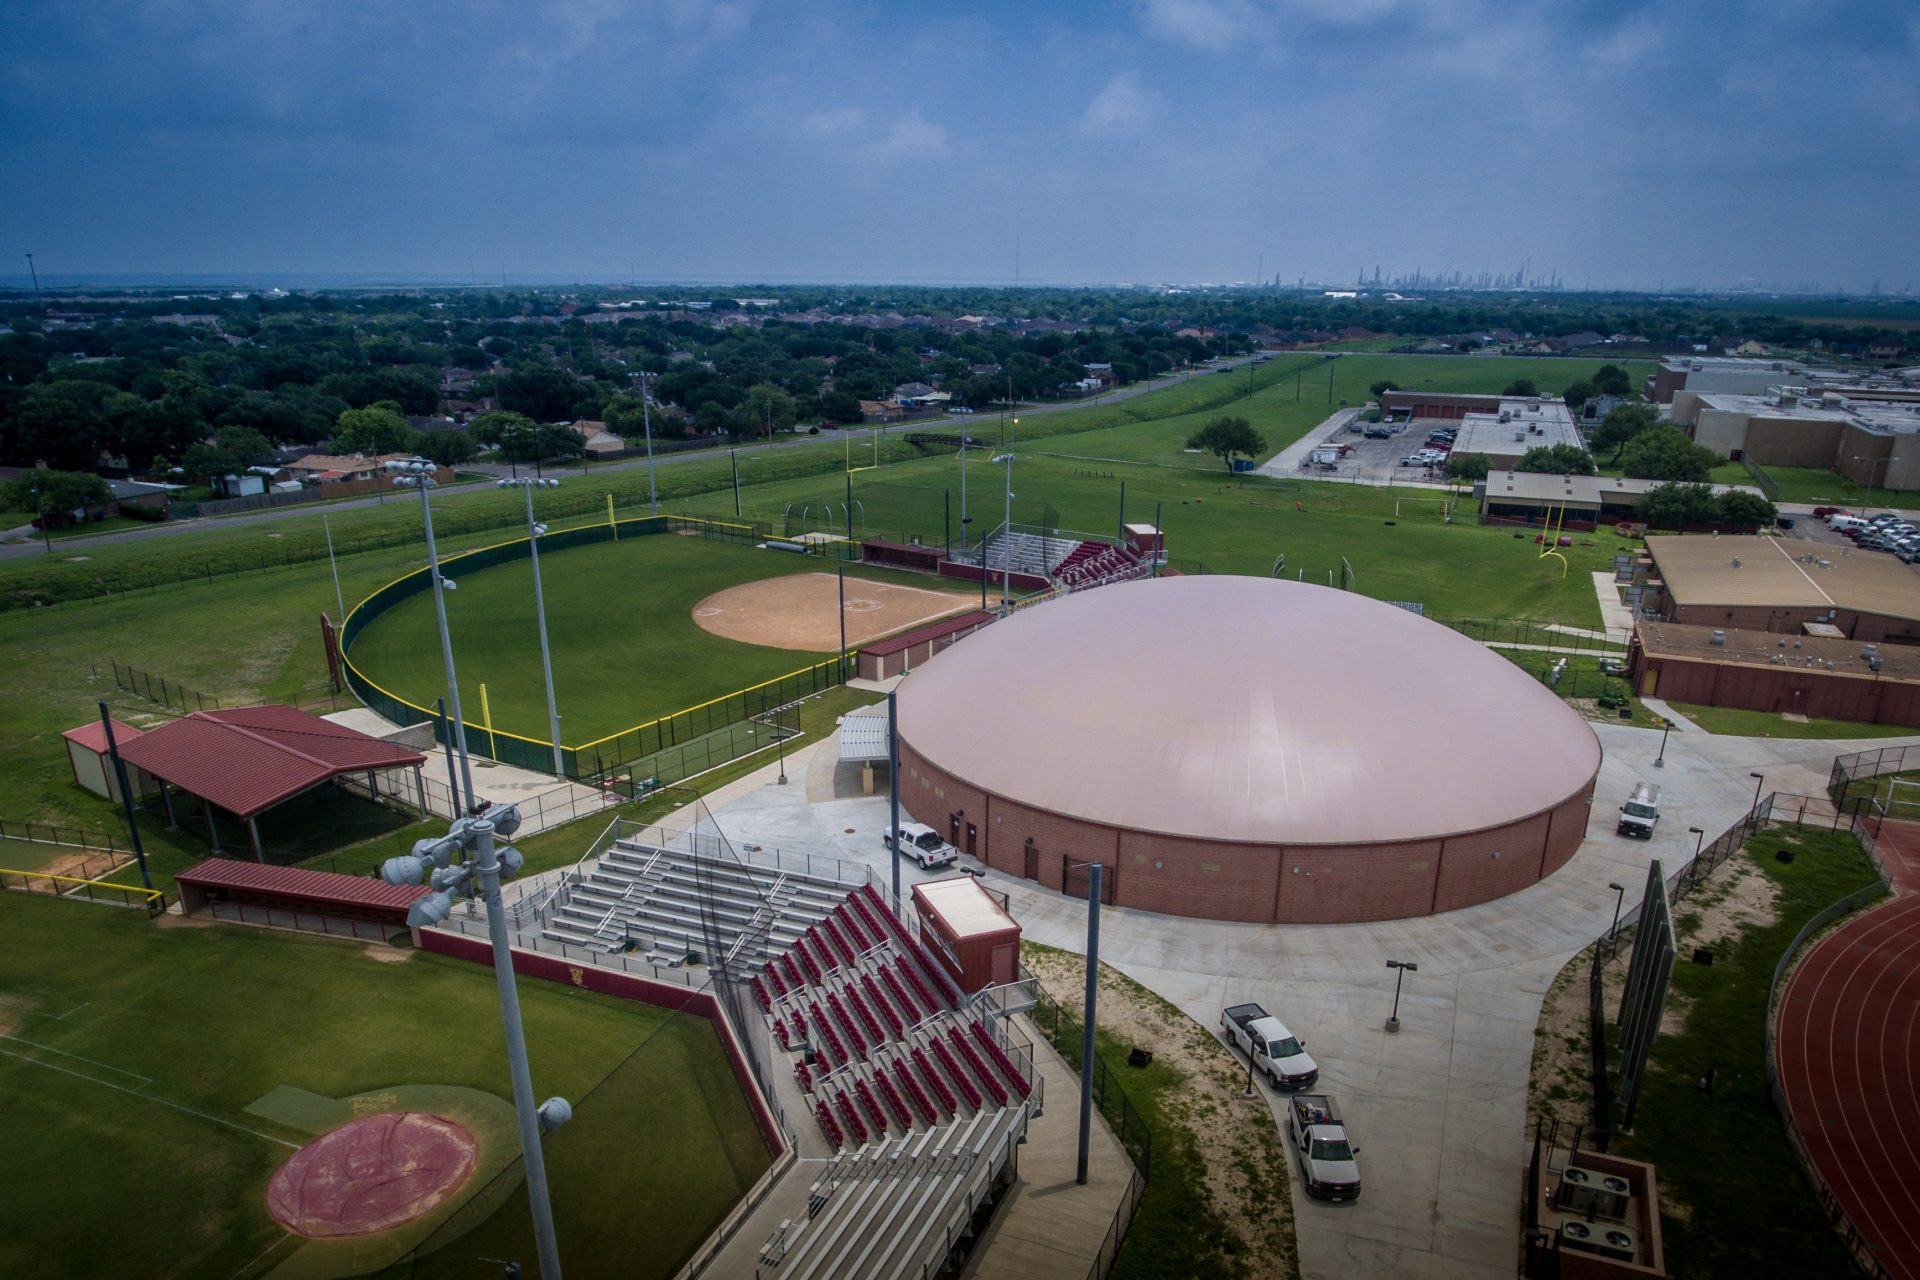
top-left (894, 576), bottom-right (1601, 924)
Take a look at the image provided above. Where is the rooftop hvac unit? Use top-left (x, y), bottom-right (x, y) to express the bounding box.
top-left (1557, 1165), bottom-right (1633, 1220)
top-left (1731, 556), bottom-right (1742, 568)
top-left (1560, 1220), bottom-right (1639, 1263)
top-left (1499, 410), bottom-right (1512, 423)
top-left (1863, 644), bottom-right (1880, 659)
top-left (1869, 656), bottom-right (1885, 672)
top-left (1710, 630), bottom-right (1727, 645)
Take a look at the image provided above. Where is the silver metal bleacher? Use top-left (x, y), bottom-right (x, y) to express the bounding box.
top-left (542, 841), bottom-right (862, 966)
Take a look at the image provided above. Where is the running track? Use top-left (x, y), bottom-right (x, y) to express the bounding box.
top-left (1776, 818), bottom-right (1920, 1280)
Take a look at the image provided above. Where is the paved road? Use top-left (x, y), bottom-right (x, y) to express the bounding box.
top-left (0, 356), bottom-right (1268, 564)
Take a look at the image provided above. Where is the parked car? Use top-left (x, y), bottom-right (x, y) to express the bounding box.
top-left (1812, 506), bottom-right (1843, 518)
top-left (1220, 1003), bottom-right (1320, 1090)
top-left (1775, 516), bottom-right (1796, 530)
top-left (1287, 1095), bottom-right (1362, 1201)
top-left (882, 822), bottom-right (959, 869)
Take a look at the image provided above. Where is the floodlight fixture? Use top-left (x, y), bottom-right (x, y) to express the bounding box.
top-left (537, 1097), bottom-right (573, 1133)
top-left (498, 844), bottom-right (525, 879)
top-left (379, 853), bottom-right (427, 887)
top-left (407, 890), bottom-right (454, 928)
top-left (490, 803), bottom-right (523, 839)
top-left (532, 522), bottom-right (549, 537)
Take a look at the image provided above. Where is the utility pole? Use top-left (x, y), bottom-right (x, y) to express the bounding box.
top-left (731, 448), bottom-right (741, 517)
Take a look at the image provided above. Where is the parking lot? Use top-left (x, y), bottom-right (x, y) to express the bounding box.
top-left (1286, 415), bottom-right (1456, 485)
top-left (1788, 510), bottom-right (1920, 572)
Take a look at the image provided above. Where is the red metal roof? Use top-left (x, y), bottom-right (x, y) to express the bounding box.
top-left (116, 705), bottom-right (427, 818)
top-left (61, 718), bottom-right (145, 754)
top-left (176, 857), bottom-right (429, 911)
top-left (860, 610), bottom-right (995, 658)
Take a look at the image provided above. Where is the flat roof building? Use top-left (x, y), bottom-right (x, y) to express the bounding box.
top-left (1643, 535), bottom-right (1920, 643)
top-left (1450, 399), bottom-right (1585, 468)
top-left (1648, 356), bottom-right (1812, 403)
top-left (1629, 619), bottom-right (1920, 728)
top-left (1675, 388), bottom-right (1920, 488)
top-left (1475, 471), bottom-right (1763, 530)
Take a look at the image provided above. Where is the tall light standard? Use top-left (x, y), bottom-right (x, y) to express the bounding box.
top-left (1384, 959), bottom-right (1417, 1032)
top-left (1653, 717), bottom-right (1673, 769)
top-left (639, 370), bottom-right (659, 513)
top-left (1749, 771), bottom-right (1765, 811)
top-left (1853, 455), bottom-right (1890, 518)
top-left (1064, 860), bottom-right (1104, 1185)
top-left (380, 806), bottom-right (569, 1279)
top-left (498, 477), bottom-right (565, 776)
top-left (992, 452), bottom-right (1015, 606)
top-left (395, 462), bottom-right (476, 809)
top-left (958, 436), bottom-right (971, 561)
top-left (1688, 825), bottom-right (1705, 862)
top-left (1607, 882), bottom-right (1626, 943)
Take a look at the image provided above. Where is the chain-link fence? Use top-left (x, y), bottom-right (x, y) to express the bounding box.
top-left (0, 866), bottom-right (164, 914)
top-left (1030, 986), bottom-right (1152, 1179)
top-left (338, 513), bottom-right (814, 782)
top-left (0, 816), bottom-right (131, 856)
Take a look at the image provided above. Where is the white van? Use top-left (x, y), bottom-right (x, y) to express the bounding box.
top-left (1828, 515), bottom-right (1867, 532)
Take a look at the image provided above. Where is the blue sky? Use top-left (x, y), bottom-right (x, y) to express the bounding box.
top-left (1, 0), bottom-right (1916, 290)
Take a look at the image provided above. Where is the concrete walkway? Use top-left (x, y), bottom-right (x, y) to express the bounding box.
top-left (1590, 570), bottom-right (1638, 635)
top-left (700, 721), bottom-right (1920, 1279)
top-left (965, 1020), bottom-right (1134, 1280)
top-left (1637, 696), bottom-right (1703, 733)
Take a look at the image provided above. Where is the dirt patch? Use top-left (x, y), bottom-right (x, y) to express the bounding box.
top-left (0, 993), bottom-right (27, 1035)
top-left (32, 847), bottom-right (130, 881)
top-left (691, 571), bottom-right (974, 652)
top-left (361, 944), bottom-right (412, 964)
top-left (1527, 855), bottom-right (1780, 1138)
top-left (1025, 947), bottom-right (1298, 1278)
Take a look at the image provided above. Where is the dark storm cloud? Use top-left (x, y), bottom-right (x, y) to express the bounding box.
top-left (1, 0), bottom-right (1914, 288)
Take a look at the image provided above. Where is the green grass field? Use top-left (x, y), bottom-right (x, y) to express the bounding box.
top-left (1664, 700), bottom-right (1916, 739)
top-left (347, 535), bottom-right (972, 744)
top-left (0, 893), bottom-right (770, 1280)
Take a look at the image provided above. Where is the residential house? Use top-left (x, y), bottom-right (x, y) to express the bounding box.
top-left (568, 421), bottom-right (627, 455)
top-left (859, 400), bottom-right (905, 423)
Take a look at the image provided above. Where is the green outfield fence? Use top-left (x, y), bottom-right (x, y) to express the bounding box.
top-left (339, 512), bottom-right (847, 783)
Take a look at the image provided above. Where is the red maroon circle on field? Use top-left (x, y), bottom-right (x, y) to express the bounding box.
top-left (267, 1112), bottom-right (479, 1237)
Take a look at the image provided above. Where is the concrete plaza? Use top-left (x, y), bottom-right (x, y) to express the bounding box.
top-left (702, 719), bottom-right (1919, 1279)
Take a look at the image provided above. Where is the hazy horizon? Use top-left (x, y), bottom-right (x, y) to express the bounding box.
top-left (3, 1), bottom-right (1916, 293)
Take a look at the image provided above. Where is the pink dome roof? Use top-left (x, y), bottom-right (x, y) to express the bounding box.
top-left (896, 576), bottom-right (1601, 846)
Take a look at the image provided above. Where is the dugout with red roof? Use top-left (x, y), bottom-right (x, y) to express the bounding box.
top-left (63, 705), bottom-right (428, 859)
top-left (175, 857), bottom-right (429, 926)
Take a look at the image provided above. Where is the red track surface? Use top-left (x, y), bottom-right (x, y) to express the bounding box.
top-left (1776, 819), bottom-right (1920, 1280)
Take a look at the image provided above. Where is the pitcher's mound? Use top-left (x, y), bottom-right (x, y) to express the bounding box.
top-left (267, 1112), bottom-right (479, 1238)
top-left (692, 572), bottom-right (975, 651)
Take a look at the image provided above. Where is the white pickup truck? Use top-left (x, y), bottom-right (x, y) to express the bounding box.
top-left (882, 822), bottom-right (959, 870)
top-left (1286, 1094), bottom-right (1362, 1202)
top-left (1219, 1003), bottom-right (1320, 1090)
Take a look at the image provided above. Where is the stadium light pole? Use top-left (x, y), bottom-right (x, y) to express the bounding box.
top-left (396, 462), bottom-right (477, 810)
top-left (640, 372), bottom-right (659, 513)
top-left (380, 810), bottom-right (568, 1280)
top-left (499, 477), bottom-right (566, 776)
top-left (323, 513), bottom-right (346, 621)
top-left (992, 453), bottom-right (1015, 607)
top-left (1385, 959), bottom-right (1417, 1032)
top-left (959, 436), bottom-right (970, 561)
top-left (1064, 859), bottom-right (1104, 1185)
top-left (888, 689), bottom-right (901, 903)
top-left (97, 702), bottom-right (152, 891)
